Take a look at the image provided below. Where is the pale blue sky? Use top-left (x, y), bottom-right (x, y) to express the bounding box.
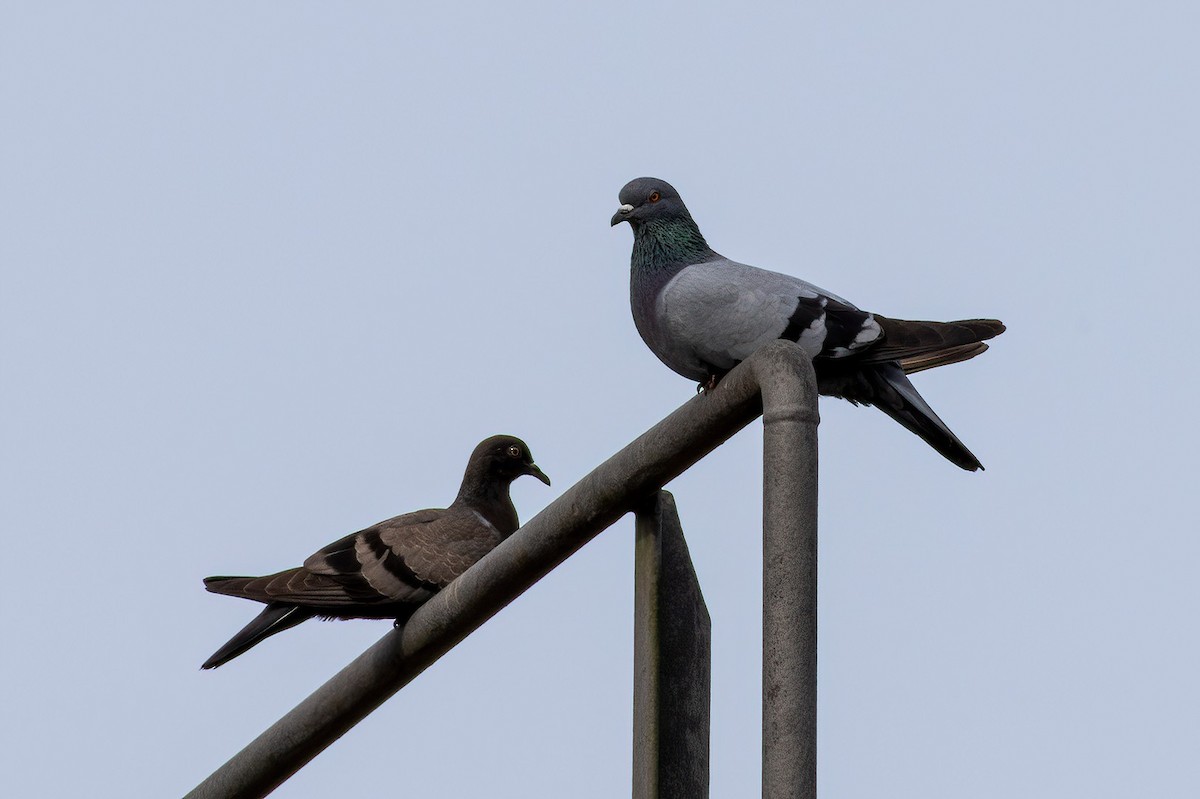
top-left (3, 2), bottom-right (1198, 796)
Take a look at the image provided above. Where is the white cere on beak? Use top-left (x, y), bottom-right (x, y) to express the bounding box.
top-left (618, 204), bottom-right (634, 213)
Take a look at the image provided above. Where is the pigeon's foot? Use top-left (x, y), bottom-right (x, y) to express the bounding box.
top-left (698, 373), bottom-right (723, 394)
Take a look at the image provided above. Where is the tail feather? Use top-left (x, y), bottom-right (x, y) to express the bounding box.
top-left (869, 317), bottom-right (1005, 368)
top-left (201, 603), bottom-right (314, 670)
top-left (820, 362), bottom-right (984, 471)
top-left (204, 570), bottom-right (298, 603)
top-left (900, 342), bottom-right (989, 375)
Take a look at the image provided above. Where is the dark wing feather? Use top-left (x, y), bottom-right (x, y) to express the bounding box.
top-left (781, 295), bottom-right (883, 359)
top-left (377, 509), bottom-right (503, 587)
top-left (819, 361), bottom-right (984, 471)
top-left (300, 506), bottom-right (499, 603)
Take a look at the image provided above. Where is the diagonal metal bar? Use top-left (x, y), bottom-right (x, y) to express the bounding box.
top-left (185, 339), bottom-right (818, 799)
top-left (633, 490), bottom-right (711, 799)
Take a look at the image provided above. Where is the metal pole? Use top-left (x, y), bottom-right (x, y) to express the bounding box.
top-left (761, 353), bottom-right (820, 798)
top-left (633, 491), bottom-right (711, 799)
top-left (186, 340), bottom-right (818, 799)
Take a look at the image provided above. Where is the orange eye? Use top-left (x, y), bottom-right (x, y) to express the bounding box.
top-left (648, 191), bottom-right (661, 203)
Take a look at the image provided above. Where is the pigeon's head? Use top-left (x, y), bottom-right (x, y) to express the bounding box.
top-left (470, 435), bottom-right (551, 487)
top-left (610, 177), bottom-right (689, 228)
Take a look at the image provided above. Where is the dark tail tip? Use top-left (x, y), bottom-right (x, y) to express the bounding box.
top-left (200, 604), bottom-right (312, 670)
top-left (869, 363), bottom-right (987, 472)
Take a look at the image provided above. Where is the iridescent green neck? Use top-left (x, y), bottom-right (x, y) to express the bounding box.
top-left (631, 216), bottom-right (716, 273)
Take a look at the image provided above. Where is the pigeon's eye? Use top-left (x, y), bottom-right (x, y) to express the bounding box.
top-left (507, 445), bottom-right (522, 458)
top-left (648, 191), bottom-right (661, 203)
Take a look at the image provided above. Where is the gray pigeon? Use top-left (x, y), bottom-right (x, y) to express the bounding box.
top-left (611, 177), bottom-right (1004, 471)
top-left (201, 435), bottom-right (550, 669)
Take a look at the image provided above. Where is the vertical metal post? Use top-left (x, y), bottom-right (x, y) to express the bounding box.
top-left (760, 359), bottom-right (820, 798)
top-left (633, 491), bottom-right (711, 799)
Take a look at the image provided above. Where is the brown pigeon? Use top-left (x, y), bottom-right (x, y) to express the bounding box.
top-left (201, 435), bottom-right (550, 669)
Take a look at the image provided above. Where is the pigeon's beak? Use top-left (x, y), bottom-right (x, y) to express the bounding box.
top-left (526, 464), bottom-right (551, 486)
top-left (610, 204), bottom-right (634, 226)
